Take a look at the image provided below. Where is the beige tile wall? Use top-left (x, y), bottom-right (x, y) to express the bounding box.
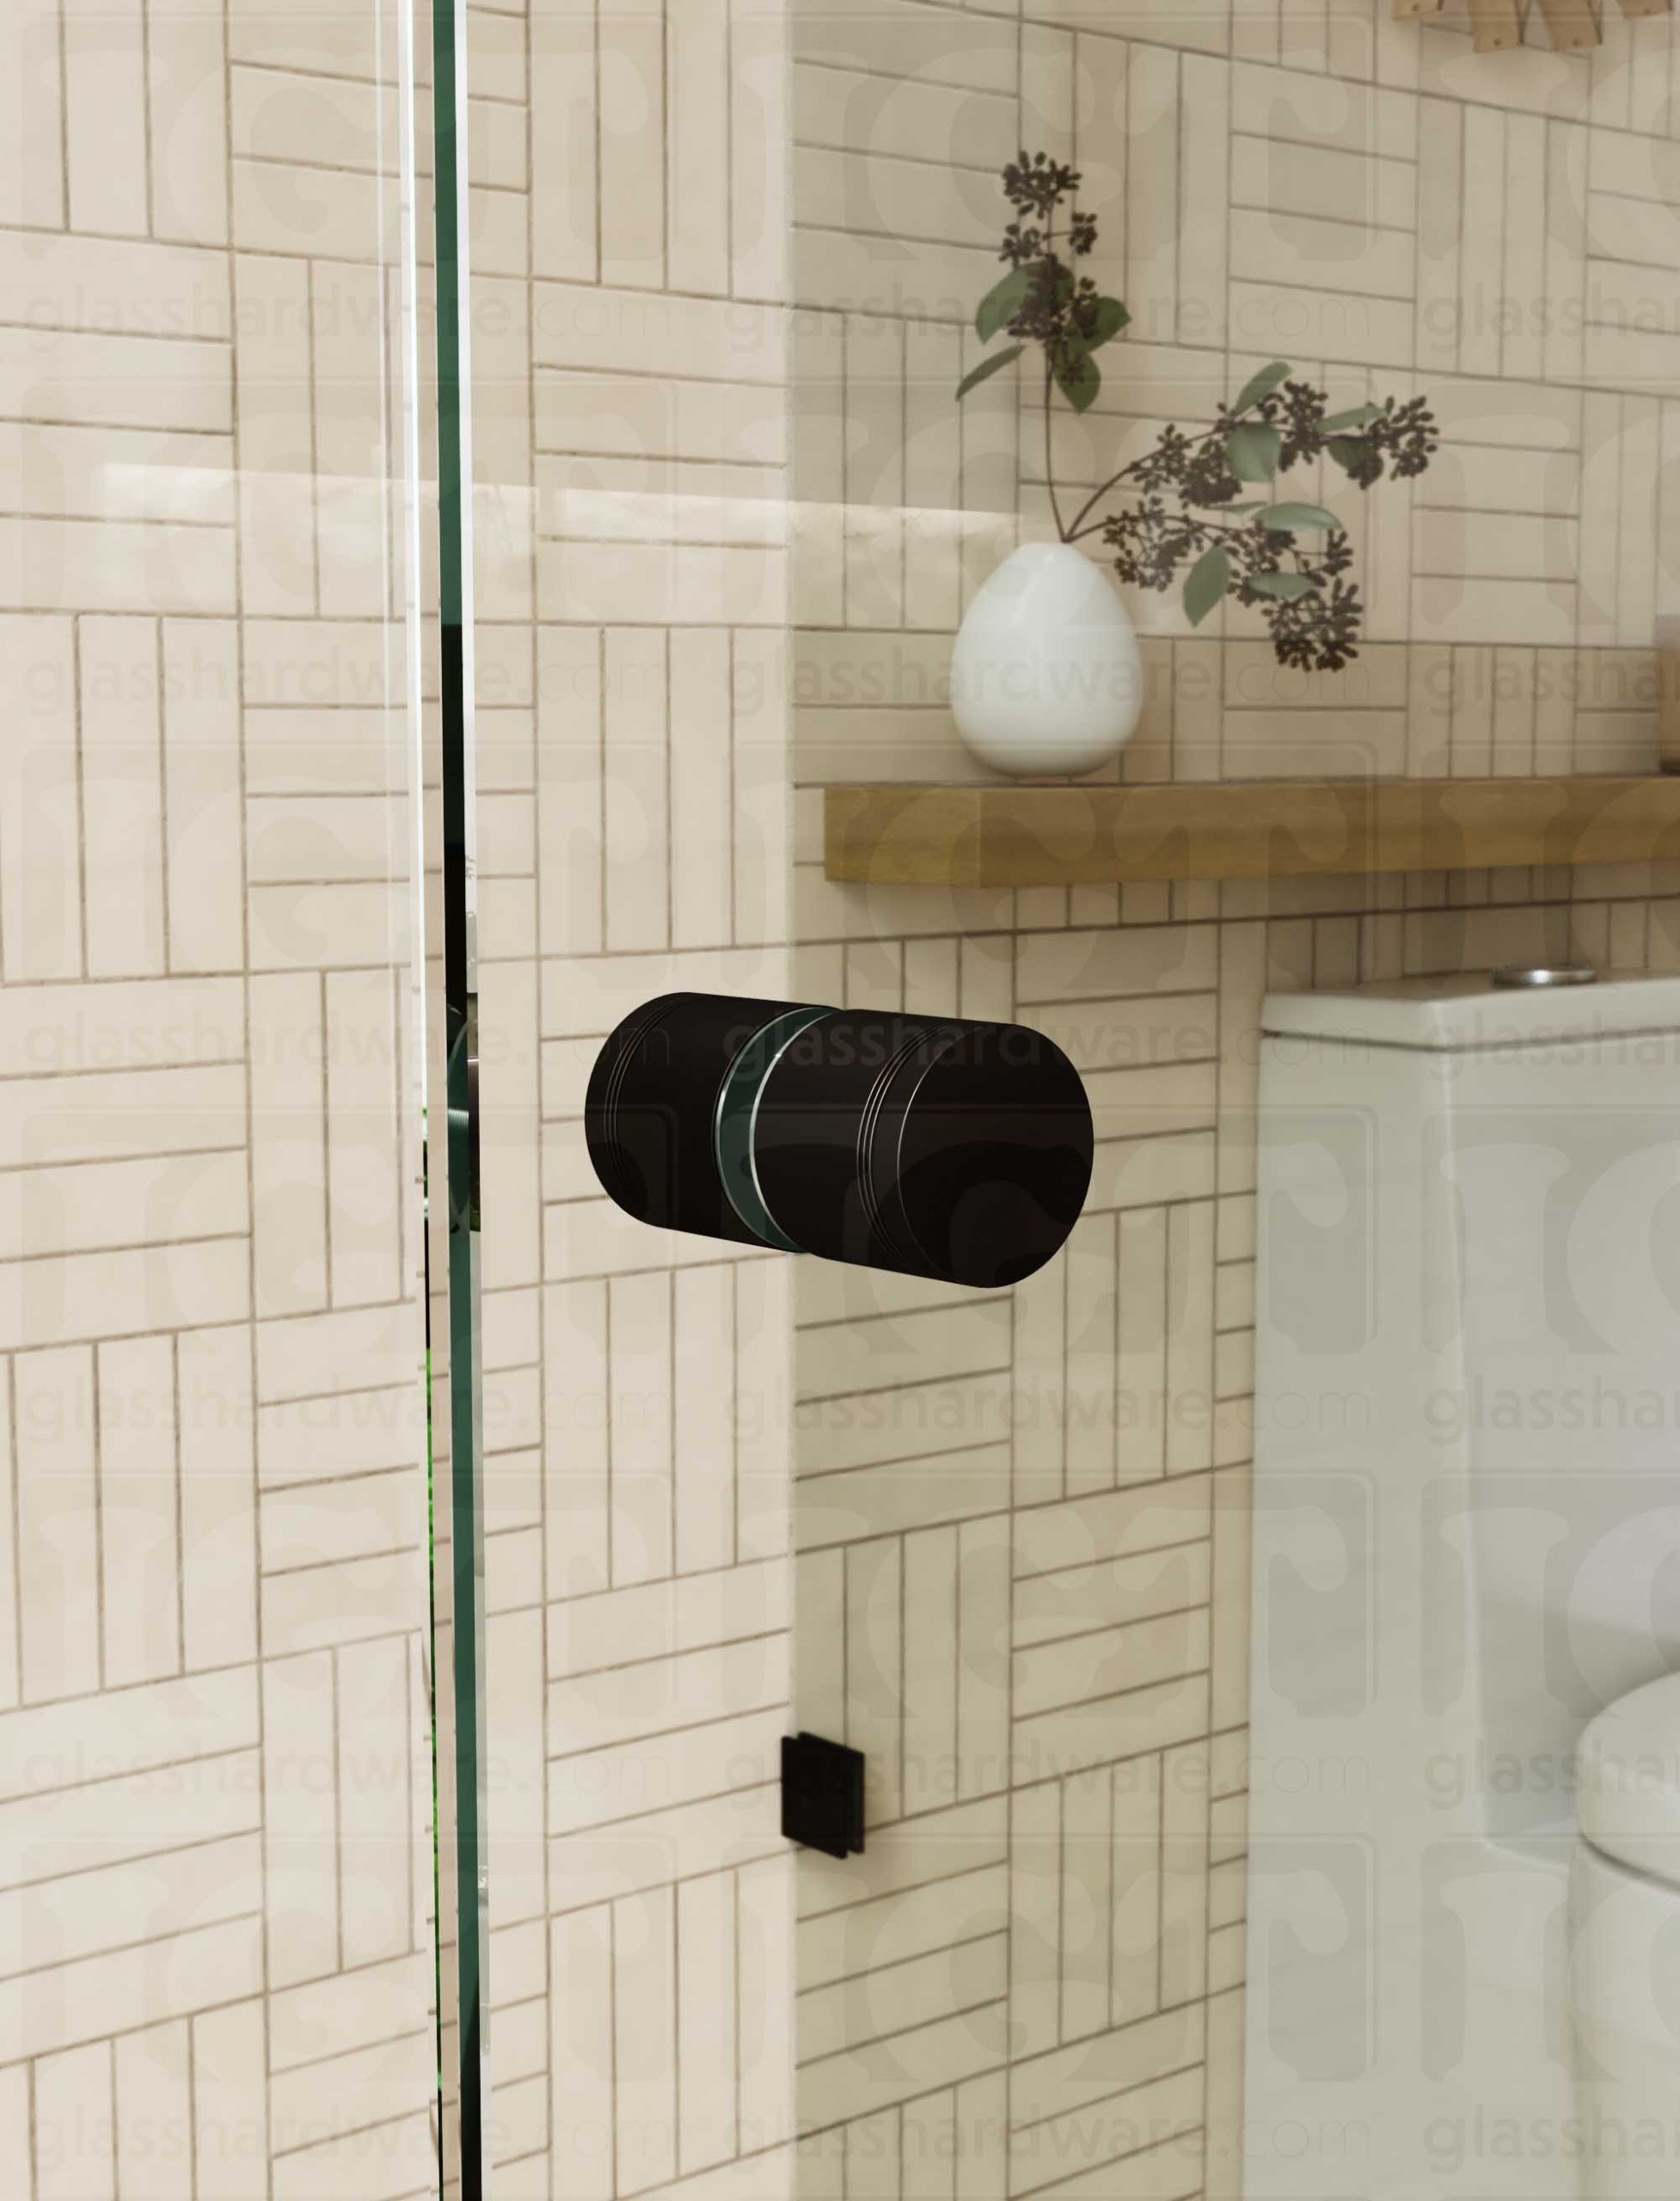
top-left (1, 1), bottom-right (438, 2193)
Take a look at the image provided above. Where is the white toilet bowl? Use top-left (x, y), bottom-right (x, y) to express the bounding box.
top-left (1570, 1672), bottom-right (1680, 2199)
top-left (1248, 973), bottom-right (1680, 2201)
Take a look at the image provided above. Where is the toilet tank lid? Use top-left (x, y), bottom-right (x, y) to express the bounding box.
top-left (1577, 1673), bottom-right (1680, 1885)
top-left (1261, 971), bottom-right (1680, 1051)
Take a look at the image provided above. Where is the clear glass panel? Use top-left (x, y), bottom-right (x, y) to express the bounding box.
top-left (1, 0), bottom-right (442, 2192)
top-left (462, 3), bottom-right (1680, 2198)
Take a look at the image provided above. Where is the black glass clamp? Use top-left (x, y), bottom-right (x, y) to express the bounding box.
top-left (585, 991), bottom-right (1094, 1291)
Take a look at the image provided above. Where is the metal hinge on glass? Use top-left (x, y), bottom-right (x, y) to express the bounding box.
top-left (584, 991), bottom-right (1093, 1291)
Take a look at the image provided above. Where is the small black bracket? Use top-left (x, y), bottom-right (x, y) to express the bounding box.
top-left (781, 1732), bottom-right (866, 1861)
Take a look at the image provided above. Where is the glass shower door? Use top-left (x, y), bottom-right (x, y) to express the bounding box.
top-left (441, 0), bottom-right (1680, 2193)
top-left (0, 0), bottom-right (444, 2194)
top-left (448, 0), bottom-right (805, 2186)
top-left (452, 4), bottom-right (1242, 2198)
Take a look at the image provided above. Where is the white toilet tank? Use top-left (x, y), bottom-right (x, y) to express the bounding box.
top-left (1246, 972), bottom-right (1680, 2201)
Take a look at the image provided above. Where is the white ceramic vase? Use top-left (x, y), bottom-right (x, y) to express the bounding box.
top-left (950, 541), bottom-right (1144, 778)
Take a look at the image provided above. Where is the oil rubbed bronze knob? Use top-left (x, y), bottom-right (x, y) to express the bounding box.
top-left (585, 992), bottom-right (1094, 1290)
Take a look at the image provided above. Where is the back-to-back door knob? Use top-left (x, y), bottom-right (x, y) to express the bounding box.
top-left (585, 991), bottom-right (1094, 1290)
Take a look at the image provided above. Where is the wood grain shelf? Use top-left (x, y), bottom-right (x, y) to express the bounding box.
top-left (824, 776), bottom-right (1680, 890)
top-left (1395, 0), bottom-right (1667, 53)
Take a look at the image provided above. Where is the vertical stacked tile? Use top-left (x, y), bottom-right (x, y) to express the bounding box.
top-left (787, 17), bottom-right (1021, 2144)
top-left (473, 0), bottom-right (801, 2192)
top-left (0, 0), bottom-right (437, 2192)
top-left (238, 9), bottom-right (439, 2192)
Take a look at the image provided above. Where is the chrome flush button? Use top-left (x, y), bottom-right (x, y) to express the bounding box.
top-left (1489, 965), bottom-right (1599, 989)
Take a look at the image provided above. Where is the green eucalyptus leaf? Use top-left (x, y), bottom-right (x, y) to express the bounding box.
top-left (1227, 423), bottom-right (1282, 483)
top-left (1183, 546), bottom-right (1232, 628)
top-left (1327, 436), bottom-right (1370, 475)
top-left (1088, 296), bottom-right (1131, 350)
top-left (1232, 361), bottom-right (1292, 414)
top-left (956, 343), bottom-right (1025, 401)
top-left (976, 267), bottom-right (1033, 344)
top-left (1259, 502), bottom-right (1346, 534)
top-left (1247, 571), bottom-right (1317, 603)
top-left (1056, 343), bottom-right (1101, 414)
top-left (1321, 402), bottom-right (1381, 432)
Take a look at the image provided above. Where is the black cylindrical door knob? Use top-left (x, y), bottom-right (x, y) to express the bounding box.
top-left (583, 991), bottom-right (798, 1250)
top-left (585, 992), bottom-right (1093, 1290)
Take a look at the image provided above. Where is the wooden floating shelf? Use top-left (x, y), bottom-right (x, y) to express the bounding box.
top-left (824, 777), bottom-right (1680, 891)
top-left (1396, 0), bottom-right (1667, 52)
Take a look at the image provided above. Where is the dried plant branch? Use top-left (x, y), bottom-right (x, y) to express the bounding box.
top-left (957, 153), bottom-right (1439, 673)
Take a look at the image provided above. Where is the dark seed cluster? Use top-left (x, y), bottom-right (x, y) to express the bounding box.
top-left (961, 155), bottom-right (1440, 674)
